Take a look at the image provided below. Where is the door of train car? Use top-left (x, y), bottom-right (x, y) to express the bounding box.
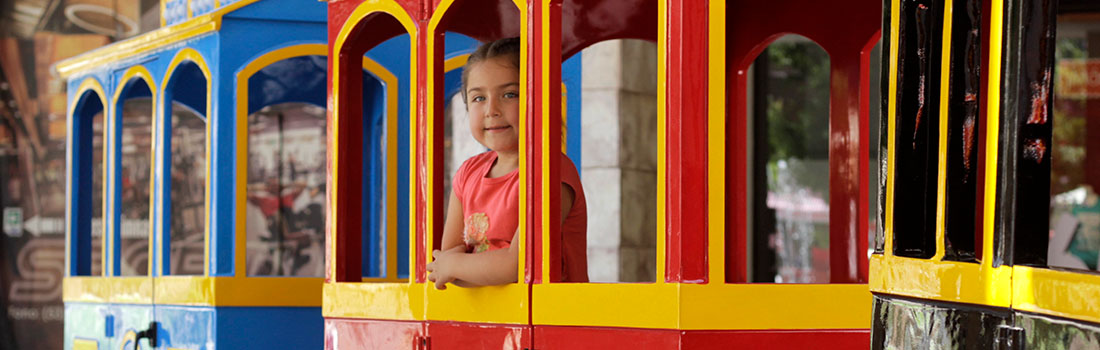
top-left (871, 0), bottom-right (1100, 347)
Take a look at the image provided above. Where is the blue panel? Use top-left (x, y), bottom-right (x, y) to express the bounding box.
top-left (362, 71), bottom-right (386, 277)
top-left (365, 35), bottom-right (413, 278)
top-left (562, 54), bottom-right (583, 167)
top-left (167, 62), bottom-right (209, 115)
top-left (246, 55), bottom-right (327, 115)
top-left (444, 32), bottom-right (480, 60)
top-left (223, 0), bottom-right (326, 23)
top-left (215, 17), bottom-right (328, 276)
top-left (153, 305), bottom-right (216, 349)
top-left (214, 307), bottom-right (322, 349)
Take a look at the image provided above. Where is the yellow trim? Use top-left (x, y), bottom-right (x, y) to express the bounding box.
top-left (982, 0), bottom-right (1003, 271)
top-left (679, 284), bottom-right (869, 330)
top-left (187, 0), bottom-right (193, 19)
top-left (1012, 266), bottom-right (1100, 325)
top-left (235, 44), bottom-right (326, 278)
top-left (68, 78), bottom-right (110, 277)
top-left (63, 276), bottom-right (153, 304)
top-left (64, 276), bottom-right (323, 306)
top-left (883, 0), bottom-right (899, 257)
top-left (869, 255), bottom-right (1012, 307)
top-left (112, 66), bottom-right (157, 278)
top-left (55, 0), bottom-right (263, 78)
top-left (160, 0), bottom-right (167, 27)
top-left (531, 283), bottom-right (869, 330)
top-left (655, 0), bottom-right (668, 283)
top-left (444, 54), bottom-right (469, 72)
top-left (416, 0), bottom-right (528, 324)
top-left (163, 48), bottom-right (213, 276)
top-left (73, 338), bottom-right (98, 350)
top-left (705, 0), bottom-right (725, 283)
top-left (538, 0), bottom-right (551, 284)
top-left (324, 283), bottom-right (424, 320)
top-left (326, 0), bottom-right (423, 321)
top-left (933, 0), bottom-right (954, 260)
top-left (425, 284), bottom-right (529, 324)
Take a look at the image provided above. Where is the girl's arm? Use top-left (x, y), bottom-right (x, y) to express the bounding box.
top-left (440, 189), bottom-right (465, 251)
top-left (427, 184), bottom-right (575, 289)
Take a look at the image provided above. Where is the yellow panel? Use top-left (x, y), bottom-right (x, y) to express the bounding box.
top-left (705, 0), bottom-right (726, 282)
top-left (424, 284), bottom-right (528, 325)
top-left (869, 255), bottom-right (1011, 307)
top-left (73, 338), bottom-right (98, 350)
top-left (63, 277), bottom-right (153, 304)
top-left (680, 284), bottom-right (870, 330)
top-left (933, 0), bottom-right (955, 260)
top-left (531, 283), bottom-right (678, 329)
top-left (65, 276), bottom-right (321, 306)
top-left (1012, 266), bottom-right (1100, 325)
top-left (212, 277), bottom-right (323, 306)
top-left (323, 282), bottom-right (424, 320)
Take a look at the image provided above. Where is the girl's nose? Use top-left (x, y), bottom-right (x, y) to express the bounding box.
top-left (486, 97), bottom-right (502, 118)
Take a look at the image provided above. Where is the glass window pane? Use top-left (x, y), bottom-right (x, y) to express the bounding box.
top-left (169, 102), bottom-right (206, 275)
top-left (1050, 10), bottom-right (1100, 272)
top-left (119, 96), bottom-right (152, 276)
top-left (246, 102), bottom-right (327, 277)
top-left (749, 35), bottom-right (831, 283)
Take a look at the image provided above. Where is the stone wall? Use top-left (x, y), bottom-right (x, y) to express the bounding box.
top-left (581, 39), bottom-right (658, 282)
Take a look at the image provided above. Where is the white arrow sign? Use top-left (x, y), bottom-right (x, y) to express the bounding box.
top-left (23, 216), bottom-right (64, 236)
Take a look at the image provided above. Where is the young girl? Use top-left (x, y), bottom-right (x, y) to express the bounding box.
top-left (426, 38), bottom-right (588, 289)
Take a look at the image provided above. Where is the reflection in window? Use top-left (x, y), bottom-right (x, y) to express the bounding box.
top-left (579, 39), bottom-right (658, 283)
top-left (169, 102), bottom-right (206, 275)
top-left (1049, 14), bottom-right (1100, 272)
top-left (120, 96), bottom-right (153, 276)
top-left (246, 103), bottom-right (327, 277)
top-left (749, 35), bottom-right (830, 283)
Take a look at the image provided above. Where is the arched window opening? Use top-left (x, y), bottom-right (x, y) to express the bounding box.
top-left (117, 79), bottom-right (154, 276)
top-left (164, 60), bottom-right (208, 275)
top-left (747, 34), bottom-right (831, 283)
top-left (575, 39), bottom-right (658, 283)
top-left (71, 88), bottom-right (106, 276)
top-left (244, 54), bottom-right (328, 277)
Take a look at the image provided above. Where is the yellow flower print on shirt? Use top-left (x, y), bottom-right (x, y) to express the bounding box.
top-left (463, 212), bottom-right (490, 253)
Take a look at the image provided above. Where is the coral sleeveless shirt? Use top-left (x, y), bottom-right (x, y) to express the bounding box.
top-left (452, 151), bottom-right (588, 282)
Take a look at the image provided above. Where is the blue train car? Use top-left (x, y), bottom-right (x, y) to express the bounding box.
top-left (58, 0), bottom-right (582, 347)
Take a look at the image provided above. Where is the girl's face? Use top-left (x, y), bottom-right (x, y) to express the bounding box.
top-left (465, 56), bottom-right (520, 154)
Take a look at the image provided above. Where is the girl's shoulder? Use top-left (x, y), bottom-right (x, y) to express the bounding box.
top-left (456, 151), bottom-right (497, 175)
top-left (453, 151), bottom-right (497, 194)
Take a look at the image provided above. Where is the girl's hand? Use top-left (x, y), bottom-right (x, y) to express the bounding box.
top-left (427, 247), bottom-right (464, 290)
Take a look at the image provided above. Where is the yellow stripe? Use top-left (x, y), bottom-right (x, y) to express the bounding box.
top-left (705, 0), bottom-right (726, 283)
top-left (73, 338), bottom-right (98, 350)
top-left (64, 276), bottom-right (323, 306)
top-left (981, 0), bottom-right (1008, 307)
top-left (655, 0), bottom-right (668, 283)
top-left (163, 48), bottom-right (212, 276)
top-left (884, 0), bottom-right (900, 257)
top-left (444, 54), bottom-right (469, 72)
top-left (539, 0), bottom-right (551, 283)
top-left (933, 0), bottom-right (954, 260)
top-left (870, 254), bottom-right (1011, 307)
top-left (1012, 266), bottom-right (1100, 325)
top-left (324, 282), bottom-right (423, 320)
top-left (55, 0), bottom-right (262, 78)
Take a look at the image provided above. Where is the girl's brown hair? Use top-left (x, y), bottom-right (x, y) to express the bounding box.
top-left (461, 37), bottom-right (521, 101)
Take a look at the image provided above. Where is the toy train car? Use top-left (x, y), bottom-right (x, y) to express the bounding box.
top-left (60, 0), bottom-right (1100, 348)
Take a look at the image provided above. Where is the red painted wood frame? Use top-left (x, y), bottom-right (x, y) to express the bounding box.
top-left (535, 326), bottom-right (869, 349)
top-left (725, 0), bottom-right (881, 283)
top-left (327, 0), bottom-right (421, 283)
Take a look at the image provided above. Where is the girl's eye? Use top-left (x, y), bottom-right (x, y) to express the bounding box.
top-left (471, 96), bottom-right (485, 103)
top-left (503, 92), bottom-right (518, 99)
